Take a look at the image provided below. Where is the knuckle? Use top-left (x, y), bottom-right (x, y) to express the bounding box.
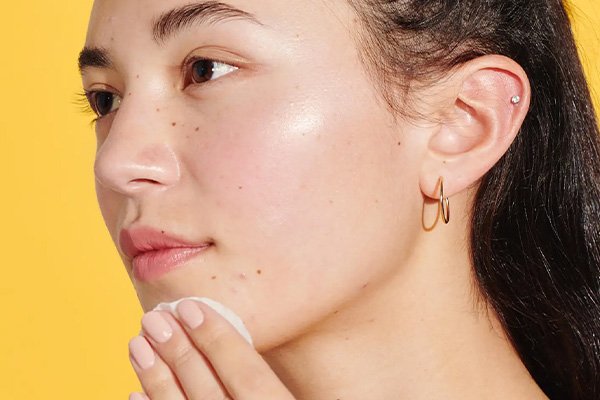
top-left (199, 324), bottom-right (231, 351)
top-left (230, 368), bottom-right (269, 396)
top-left (142, 372), bottom-right (172, 396)
top-left (170, 343), bottom-right (197, 369)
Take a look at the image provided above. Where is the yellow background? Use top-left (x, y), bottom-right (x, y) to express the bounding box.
top-left (0, 1), bottom-right (598, 399)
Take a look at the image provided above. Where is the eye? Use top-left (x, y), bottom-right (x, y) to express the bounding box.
top-left (85, 91), bottom-right (122, 118)
top-left (188, 58), bottom-right (238, 85)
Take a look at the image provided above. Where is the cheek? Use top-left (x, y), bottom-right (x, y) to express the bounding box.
top-left (179, 82), bottom-right (418, 346)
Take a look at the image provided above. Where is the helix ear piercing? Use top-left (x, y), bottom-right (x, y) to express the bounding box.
top-left (511, 95), bottom-right (521, 105)
top-left (439, 177), bottom-right (450, 224)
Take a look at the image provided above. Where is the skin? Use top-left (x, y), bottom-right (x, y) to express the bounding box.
top-left (81, 0), bottom-right (550, 398)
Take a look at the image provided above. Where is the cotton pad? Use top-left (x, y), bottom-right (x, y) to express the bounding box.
top-left (153, 297), bottom-right (253, 346)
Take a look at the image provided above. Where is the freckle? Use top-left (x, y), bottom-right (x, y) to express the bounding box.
top-left (136, 74), bottom-right (139, 79)
top-left (195, 127), bottom-right (199, 131)
top-left (156, 108), bottom-right (160, 112)
top-left (256, 269), bottom-right (262, 275)
top-left (368, 318), bottom-right (375, 323)
top-left (185, 135), bottom-right (190, 139)
top-left (172, 122), bottom-right (177, 127)
top-left (344, 337), bottom-right (349, 341)
top-left (397, 141), bottom-right (401, 146)
top-left (443, 160), bottom-right (447, 164)
top-left (329, 200), bottom-right (334, 204)
top-left (211, 275), bottom-right (217, 280)
top-left (333, 310), bottom-right (339, 315)
top-left (161, 230), bottom-right (165, 234)
top-left (128, 92), bottom-right (131, 96)
top-left (238, 186), bottom-right (243, 190)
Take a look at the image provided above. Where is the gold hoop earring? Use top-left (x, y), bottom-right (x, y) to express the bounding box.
top-left (439, 177), bottom-right (450, 224)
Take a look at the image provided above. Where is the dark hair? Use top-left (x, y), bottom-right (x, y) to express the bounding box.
top-left (346, 1), bottom-right (600, 398)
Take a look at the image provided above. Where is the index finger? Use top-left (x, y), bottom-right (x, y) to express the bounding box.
top-left (175, 300), bottom-right (296, 400)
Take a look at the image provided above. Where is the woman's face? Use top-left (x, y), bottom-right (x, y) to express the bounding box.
top-left (83, 0), bottom-right (424, 351)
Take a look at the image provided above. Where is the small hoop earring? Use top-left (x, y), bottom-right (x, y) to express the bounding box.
top-left (439, 177), bottom-right (450, 224)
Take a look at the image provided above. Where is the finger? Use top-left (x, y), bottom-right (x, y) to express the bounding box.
top-left (175, 300), bottom-right (295, 400)
top-left (141, 310), bottom-right (229, 400)
top-left (128, 335), bottom-right (187, 400)
top-left (129, 393), bottom-right (150, 400)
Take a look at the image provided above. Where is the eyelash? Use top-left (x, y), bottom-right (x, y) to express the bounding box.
top-left (77, 57), bottom-right (239, 123)
top-left (75, 90), bottom-right (100, 125)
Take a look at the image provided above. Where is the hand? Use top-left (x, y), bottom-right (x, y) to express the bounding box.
top-left (127, 299), bottom-right (296, 400)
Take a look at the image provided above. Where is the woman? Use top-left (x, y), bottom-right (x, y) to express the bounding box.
top-left (78, 0), bottom-right (600, 398)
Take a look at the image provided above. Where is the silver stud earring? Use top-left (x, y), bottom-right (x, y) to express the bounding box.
top-left (511, 95), bottom-right (521, 105)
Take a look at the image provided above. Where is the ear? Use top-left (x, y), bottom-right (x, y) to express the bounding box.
top-left (419, 55), bottom-right (531, 199)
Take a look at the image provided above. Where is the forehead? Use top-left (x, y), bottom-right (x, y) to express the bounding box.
top-left (85, 0), bottom-right (355, 46)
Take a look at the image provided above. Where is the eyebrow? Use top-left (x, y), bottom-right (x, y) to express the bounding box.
top-left (78, 1), bottom-right (263, 73)
top-left (152, 1), bottom-right (264, 44)
top-left (78, 47), bottom-right (112, 73)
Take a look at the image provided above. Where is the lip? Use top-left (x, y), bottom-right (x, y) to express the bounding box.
top-left (119, 226), bottom-right (213, 281)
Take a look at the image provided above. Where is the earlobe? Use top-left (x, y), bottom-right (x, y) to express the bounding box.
top-left (419, 55), bottom-right (531, 199)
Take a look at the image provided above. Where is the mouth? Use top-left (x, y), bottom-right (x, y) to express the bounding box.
top-left (131, 245), bottom-right (212, 281)
top-left (119, 226), bottom-right (214, 282)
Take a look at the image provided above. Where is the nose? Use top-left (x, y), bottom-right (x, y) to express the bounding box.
top-left (94, 109), bottom-right (181, 195)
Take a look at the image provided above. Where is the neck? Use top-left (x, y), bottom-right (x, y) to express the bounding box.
top-left (262, 205), bottom-right (548, 400)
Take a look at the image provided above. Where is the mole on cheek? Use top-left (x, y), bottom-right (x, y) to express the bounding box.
top-left (156, 108), bottom-right (160, 112)
top-left (172, 122), bottom-right (177, 127)
top-left (211, 275), bottom-right (217, 280)
top-left (195, 127), bottom-right (199, 131)
top-left (256, 269), bottom-right (262, 275)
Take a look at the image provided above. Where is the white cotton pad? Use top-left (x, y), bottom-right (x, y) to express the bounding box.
top-left (152, 297), bottom-right (253, 346)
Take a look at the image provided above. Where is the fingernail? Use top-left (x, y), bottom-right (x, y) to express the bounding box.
top-left (177, 300), bottom-right (205, 329)
top-left (129, 336), bottom-right (155, 370)
top-left (141, 311), bottom-right (173, 343)
top-left (129, 393), bottom-right (149, 400)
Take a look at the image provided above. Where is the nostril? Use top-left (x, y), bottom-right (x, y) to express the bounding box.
top-left (94, 142), bottom-right (180, 194)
